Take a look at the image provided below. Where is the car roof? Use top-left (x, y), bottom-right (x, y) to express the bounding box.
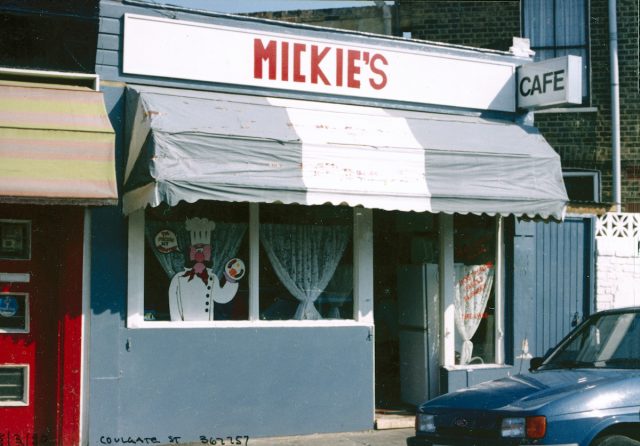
top-left (592, 307), bottom-right (640, 316)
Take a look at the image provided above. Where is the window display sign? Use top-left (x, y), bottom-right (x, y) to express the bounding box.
top-left (0, 292), bottom-right (29, 332)
top-left (0, 220), bottom-right (31, 260)
top-left (453, 215), bottom-right (497, 365)
top-left (167, 217), bottom-right (245, 322)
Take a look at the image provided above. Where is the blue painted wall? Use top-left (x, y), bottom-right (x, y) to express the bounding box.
top-left (88, 78), bottom-right (374, 443)
top-left (89, 319), bottom-right (374, 442)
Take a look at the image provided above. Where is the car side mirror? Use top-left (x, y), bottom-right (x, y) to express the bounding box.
top-left (529, 357), bottom-right (544, 371)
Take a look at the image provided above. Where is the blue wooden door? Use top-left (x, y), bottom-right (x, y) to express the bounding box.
top-left (512, 217), bottom-right (595, 365)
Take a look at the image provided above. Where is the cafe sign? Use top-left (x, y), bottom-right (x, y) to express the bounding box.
top-left (123, 14), bottom-right (517, 112)
top-left (517, 55), bottom-right (582, 109)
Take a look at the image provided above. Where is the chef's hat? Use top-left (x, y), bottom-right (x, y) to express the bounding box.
top-left (185, 217), bottom-right (216, 245)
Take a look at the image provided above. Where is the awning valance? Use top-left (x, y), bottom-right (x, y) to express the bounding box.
top-left (123, 85), bottom-right (567, 219)
top-left (0, 81), bottom-right (117, 205)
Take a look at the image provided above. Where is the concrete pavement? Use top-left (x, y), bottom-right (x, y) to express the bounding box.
top-left (236, 428), bottom-right (414, 446)
top-left (179, 413), bottom-right (416, 445)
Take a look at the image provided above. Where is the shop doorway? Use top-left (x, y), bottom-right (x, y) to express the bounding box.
top-left (373, 211), bottom-right (440, 421)
top-left (0, 205), bottom-right (84, 445)
top-left (373, 211), bottom-right (402, 412)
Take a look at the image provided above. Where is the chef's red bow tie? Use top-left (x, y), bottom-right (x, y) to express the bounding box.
top-left (183, 268), bottom-right (209, 285)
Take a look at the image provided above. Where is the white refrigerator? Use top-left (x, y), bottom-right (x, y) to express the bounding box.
top-left (397, 263), bottom-right (440, 406)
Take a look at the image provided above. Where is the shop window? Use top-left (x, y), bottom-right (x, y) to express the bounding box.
top-left (144, 202), bottom-right (250, 322)
top-left (132, 201), bottom-right (355, 326)
top-left (453, 214), bottom-right (498, 366)
top-left (259, 204), bottom-right (353, 321)
top-left (522, 0), bottom-right (590, 103)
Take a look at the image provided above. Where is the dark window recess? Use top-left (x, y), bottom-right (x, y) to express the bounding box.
top-left (0, 221), bottom-right (30, 260)
top-left (0, 1), bottom-right (99, 73)
top-left (563, 172), bottom-right (600, 202)
top-left (0, 367), bottom-right (26, 402)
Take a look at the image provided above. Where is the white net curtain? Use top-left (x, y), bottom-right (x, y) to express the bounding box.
top-left (260, 223), bottom-right (350, 320)
top-left (454, 263), bottom-right (495, 365)
top-left (321, 265), bottom-right (353, 319)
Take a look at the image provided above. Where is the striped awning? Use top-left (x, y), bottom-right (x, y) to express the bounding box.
top-left (0, 81), bottom-right (117, 205)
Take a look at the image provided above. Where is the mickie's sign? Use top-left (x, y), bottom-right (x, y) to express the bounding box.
top-left (122, 14), bottom-right (517, 112)
top-left (253, 39), bottom-right (389, 90)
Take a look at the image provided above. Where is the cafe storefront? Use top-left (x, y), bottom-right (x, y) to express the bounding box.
top-left (87, 2), bottom-right (568, 443)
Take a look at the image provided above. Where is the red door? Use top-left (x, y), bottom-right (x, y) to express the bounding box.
top-left (0, 205), bottom-right (83, 445)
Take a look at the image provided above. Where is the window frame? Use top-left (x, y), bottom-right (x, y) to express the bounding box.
top-left (0, 292), bottom-right (29, 334)
top-left (521, 0), bottom-right (591, 105)
top-left (0, 219), bottom-right (31, 260)
top-left (127, 203), bottom-right (373, 328)
top-left (563, 169), bottom-right (601, 202)
top-left (0, 364), bottom-right (29, 407)
top-left (440, 215), bottom-right (505, 369)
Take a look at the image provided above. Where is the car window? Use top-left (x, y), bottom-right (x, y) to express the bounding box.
top-left (540, 312), bottom-right (640, 370)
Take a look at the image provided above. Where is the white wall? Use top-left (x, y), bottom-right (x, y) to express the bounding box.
top-left (596, 213), bottom-right (640, 310)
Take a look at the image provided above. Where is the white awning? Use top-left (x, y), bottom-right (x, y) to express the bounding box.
top-left (123, 85), bottom-right (567, 219)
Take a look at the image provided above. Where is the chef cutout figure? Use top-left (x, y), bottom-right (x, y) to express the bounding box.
top-left (168, 217), bottom-right (244, 321)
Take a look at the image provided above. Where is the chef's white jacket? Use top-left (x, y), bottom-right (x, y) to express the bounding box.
top-left (168, 268), bottom-right (238, 321)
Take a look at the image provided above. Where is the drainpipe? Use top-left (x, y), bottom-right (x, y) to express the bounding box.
top-left (374, 0), bottom-right (393, 35)
top-left (609, 0), bottom-right (621, 212)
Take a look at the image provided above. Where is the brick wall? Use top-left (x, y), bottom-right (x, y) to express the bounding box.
top-left (396, 1), bottom-right (519, 51)
top-left (596, 249), bottom-right (640, 310)
top-left (397, 0), bottom-right (640, 209)
top-left (248, 5), bottom-right (393, 35)
top-left (616, 0), bottom-right (640, 210)
top-left (536, 0), bottom-right (640, 209)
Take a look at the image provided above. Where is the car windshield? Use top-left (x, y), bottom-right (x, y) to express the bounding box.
top-left (539, 310), bottom-right (640, 370)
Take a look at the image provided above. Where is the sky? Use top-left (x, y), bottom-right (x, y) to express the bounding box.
top-left (151, 0), bottom-right (391, 14)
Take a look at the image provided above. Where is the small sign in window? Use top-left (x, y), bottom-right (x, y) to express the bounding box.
top-left (0, 293), bottom-right (28, 333)
top-left (0, 220), bottom-right (31, 260)
top-left (0, 366), bottom-right (28, 405)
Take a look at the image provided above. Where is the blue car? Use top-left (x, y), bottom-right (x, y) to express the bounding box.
top-left (410, 307), bottom-right (640, 446)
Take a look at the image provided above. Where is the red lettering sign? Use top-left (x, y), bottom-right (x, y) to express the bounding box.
top-left (311, 46), bottom-right (330, 85)
top-left (254, 39), bottom-right (277, 80)
top-left (369, 53), bottom-right (388, 90)
top-left (336, 48), bottom-right (344, 87)
top-left (293, 43), bottom-right (306, 82)
top-left (253, 38), bottom-right (390, 91)
top-left (281, 41), bottom-right (289, 81)
top-left (347, 49), bottom-right (361, 88)
top-left (458, 260), bottom-right (494, 302)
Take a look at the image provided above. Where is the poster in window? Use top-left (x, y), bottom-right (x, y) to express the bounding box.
top-left (0, 292), bottom-right (28, 332)
top-left (167, 217), bottom-right (245, 321)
